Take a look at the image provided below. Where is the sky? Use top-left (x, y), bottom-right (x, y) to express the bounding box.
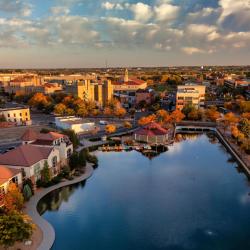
top-left (0, 0), bottom-right (249, 68)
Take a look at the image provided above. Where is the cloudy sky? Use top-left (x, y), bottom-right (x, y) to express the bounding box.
top-left (0, 0), bottom-right (250, 68)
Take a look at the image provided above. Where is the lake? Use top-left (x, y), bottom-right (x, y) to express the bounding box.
top-left (38, 134), bottom-right (250, 250)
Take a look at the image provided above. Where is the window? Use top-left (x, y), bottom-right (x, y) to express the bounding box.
top-left (14, 113), bottom-right (16, 117)
top-left (20, 113), bottom-right (22, 117)
top-left (52, 156), bottom-right (57, 168)
top-left (14, 118), bottom-right (16, 122)
top-left (7, 113), bottom-right (10, 117)
top-left (11, 176), bottom-right (18, 185)
top-left (25, 112), bottom-right (28, 116)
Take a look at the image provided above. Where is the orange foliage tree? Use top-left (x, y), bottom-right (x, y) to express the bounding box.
top-left (138, 114), bottom-right (156, 126)
top-left (205, 106), bottom-right (220, 122)
top-left (105, 124), bottom-right (117, 134)
top-left (4, 183), bottom-right (24, 212)
top-left (28, 93), bottom-right (50, 109)
top-left (170, 110), bottom-right (185, 123)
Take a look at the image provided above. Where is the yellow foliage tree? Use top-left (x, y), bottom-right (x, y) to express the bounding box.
top-left (105, 124), bottom-right (117, 134)
top-left (4, 183), bottom-right (24, 212)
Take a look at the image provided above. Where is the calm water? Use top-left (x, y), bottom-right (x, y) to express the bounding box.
top-left (38, 134), bottom-right (250, 250)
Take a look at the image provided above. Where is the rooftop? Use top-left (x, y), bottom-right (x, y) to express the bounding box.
top-left (0, 166), bottom-right (21, 186)
top-left (0, 144), bottom-right (54, 167)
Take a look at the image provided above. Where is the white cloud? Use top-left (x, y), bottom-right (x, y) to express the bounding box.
top-left (102, 2), bottom-right (124, 10)
top-left (182, 47), bottom-right (206, 55)
top-left (130, 2), bottom-right (152, 22)
top-left (51, 6), bottom-right (70, 15)
top-left (154, 3), bottom-right (180, 21)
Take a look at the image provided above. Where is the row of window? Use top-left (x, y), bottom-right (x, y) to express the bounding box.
top-left (8, 118), bottom-right (29, 122)
top-left (7, 112), bottom-right (28, 117)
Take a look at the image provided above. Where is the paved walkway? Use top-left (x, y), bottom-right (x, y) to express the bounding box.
top-left (24, 164), bottom-right (94, 250)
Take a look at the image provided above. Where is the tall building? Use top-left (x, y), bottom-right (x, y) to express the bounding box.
top-left (176, 84), bottom-right (206, 110)
top-left (66, 79), bottom-right (113, 106)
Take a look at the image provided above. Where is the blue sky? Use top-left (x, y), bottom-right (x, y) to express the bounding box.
top-left (0, 0), bottom-right (249, 68)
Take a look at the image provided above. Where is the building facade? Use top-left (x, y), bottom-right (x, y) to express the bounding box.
top-left (0, 105), bottom-right (32, 125)
top-left (176, 85), bottom-right (206, 110)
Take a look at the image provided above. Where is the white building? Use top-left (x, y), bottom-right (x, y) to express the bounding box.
top-left (55, 116), bottom-right (96, 134)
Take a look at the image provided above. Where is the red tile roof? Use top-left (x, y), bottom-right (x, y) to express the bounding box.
top-left (135, 122), bottom-right (168, 136)
top-left (21, 128), bottom-right (38, 141)
top-left (112, 78), bottom-right (146, 86)
top-left (0, 166), bottom-right (21, 186)
top-left (21, 129), bottom-right (65, 142)
top-left (0, 145), bottom-right (54, 167)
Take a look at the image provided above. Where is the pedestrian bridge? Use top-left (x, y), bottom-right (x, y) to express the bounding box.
top-left (175, 121), bottom-right (217, 133)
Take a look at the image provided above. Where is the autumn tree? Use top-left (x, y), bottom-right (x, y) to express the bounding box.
top-left (238, 118), bottom-right (250, 137)
top-left (138, 114), bottom-right (156, 126)
top-left (0, 212), bottom-right (34, 249)
top-left (242, 112), bottom-right (250, 120)
top-left (28, 93), bottom-right (50, 110)
top-left (4, 183), bottom-right (24, 212)
top-left (223, 112), bottom-right (239, 126)
top-left (105, 124), bottom-right (117, 134)
top-left (54, 103), bottom-right (66, 115)
top-left (114, 107), bottom-right (126, 118)
top-left (156, 109), bottom-right (170, 123)
top-left (170, 110), bottom-right (185, 123)
top-left (123, 121), bottom-right (132, 129)
top-left (103, 107), bottom-right (112, 116)
top-left (205, 106), bottom-right (220, 122)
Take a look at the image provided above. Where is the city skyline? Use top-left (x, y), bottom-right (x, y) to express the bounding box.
top-left (0, 0), bottom-right (250, 68)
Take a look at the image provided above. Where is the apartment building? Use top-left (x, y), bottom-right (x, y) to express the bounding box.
top-left (176, 85), bottom-right (206, 110)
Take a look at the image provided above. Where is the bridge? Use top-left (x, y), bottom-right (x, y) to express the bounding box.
top-left (175, 121), bottom-right (217, 133)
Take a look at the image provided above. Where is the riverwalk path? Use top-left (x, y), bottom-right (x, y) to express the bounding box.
top-left (23, 164), bottom-right (94, 250)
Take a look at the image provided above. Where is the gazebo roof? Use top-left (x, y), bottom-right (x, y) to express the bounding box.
top-left (135, 122), bottom-right (168, 137)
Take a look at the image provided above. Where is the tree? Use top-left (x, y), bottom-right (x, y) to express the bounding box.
top-left (65, 108), bottom-right (75, 116)
top-left (205, 106), bottom-right (220, 122)
top-left (123, 121), bottom-right (132, 129)
top-left (239, 101), bottom-right (250, 113)
top-left (69, 152), bottom-right (79, 170)
top-left (156, 109), bottom-right (170, 123)
top-left (242, 112), bottom-right (250, 120)
top-left (114, 107), bottom-right (126, 118)
top-left (78, 150), bottom-right (86, 168)
top-left (4, 183), bottom-right (24, 212)
top-left (105, 124), bottom-right (116, 134)
top-left (223, 112), bottom-right (239, 126)
top-left (103, 107), bottom-right (112, 116)
top-left (238, 118), bottom-right (250, 137)
top-left (28, 93), bottom-right (50, 110)
top-left (54, 103), bottom-right (66, 115)
top-left (138, 114), bottom-right (156, 126)
top-left (41, 161), bottom-right (51, 184)
top-left (0, 212), bottom-right (34, 249)
top-left (170, 110), bottom-right (185, 123)
top-left (62, 129), bottom-right (79, 149)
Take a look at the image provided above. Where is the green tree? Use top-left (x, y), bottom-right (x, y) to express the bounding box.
top-left (41, 161), bottom-right (51, 184)
top-left (0, 212), bottom-right (34, 249)
top-left (69, 152), bottom-right (79, 170)
top-left (78, 150), bottom-right (86, 168)
top-left (63, 129), bottom-right (79, 149)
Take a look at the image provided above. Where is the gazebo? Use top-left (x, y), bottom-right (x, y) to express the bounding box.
top-left (134, 122), bottom-right (169, 144)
